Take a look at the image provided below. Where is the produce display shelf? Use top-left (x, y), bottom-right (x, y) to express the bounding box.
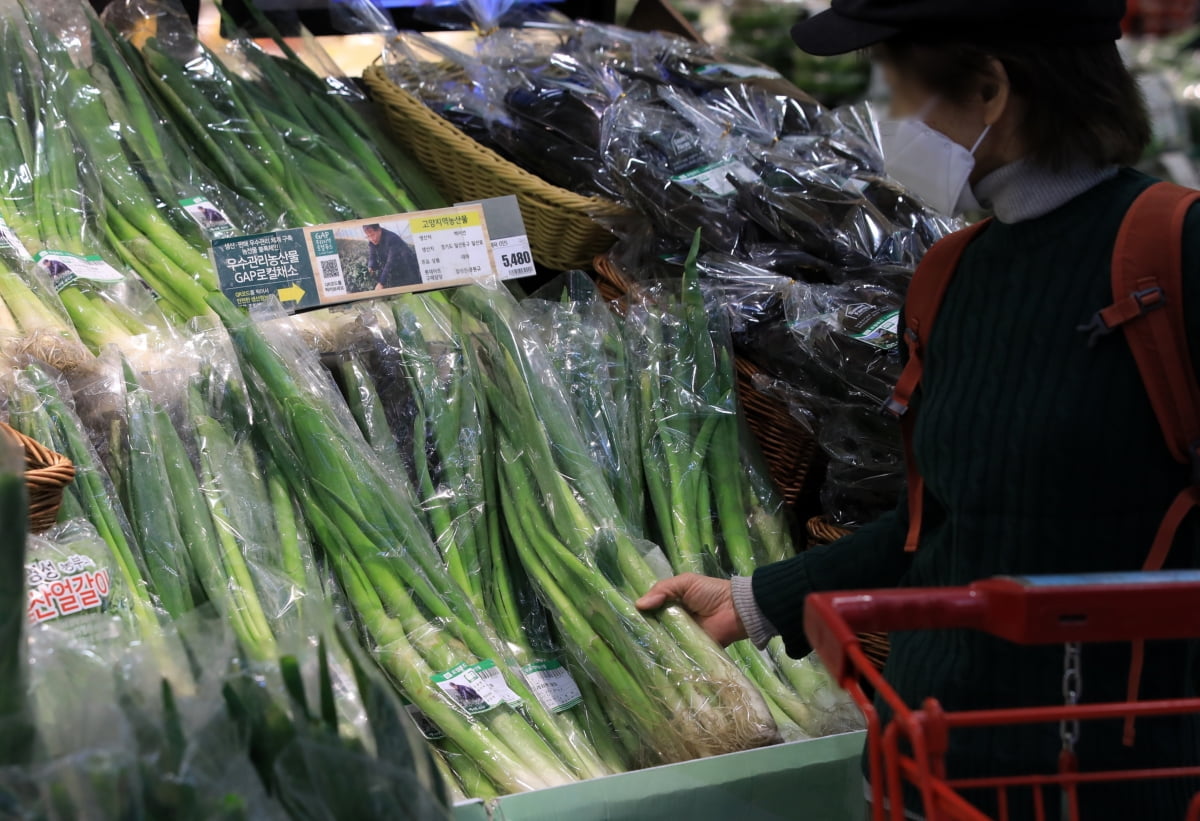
top-left (454, 731), bottom-right (867, 821)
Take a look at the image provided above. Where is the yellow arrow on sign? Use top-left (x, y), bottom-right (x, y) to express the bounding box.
top-left (277, 283), bottom-right (306, 303)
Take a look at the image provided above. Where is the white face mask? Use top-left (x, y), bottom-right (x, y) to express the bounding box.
top-left (878, 100), bottom-right (991, 218)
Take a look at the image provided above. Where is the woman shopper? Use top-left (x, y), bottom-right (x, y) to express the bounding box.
top-left (637, 1), bottom-right (1200, 818)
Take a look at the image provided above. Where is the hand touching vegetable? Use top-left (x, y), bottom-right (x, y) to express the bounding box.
top-left (636, 574), bottom-right (748, 647)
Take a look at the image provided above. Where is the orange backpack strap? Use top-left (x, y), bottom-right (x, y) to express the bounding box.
top-left (1085, 181), bottom-right (1200, 746)
top-left (885, 219), bottom-right (993, 553)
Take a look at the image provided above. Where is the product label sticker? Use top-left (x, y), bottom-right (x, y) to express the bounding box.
top-left (409, 209), bottom-right (491, 284)
top-left (0, 217), bottom-right (32, 261)
top-left (212, 199), bottom-right (533, 315)
top-left (522, 660), bottom-right (583, 713)
top-left (842, 304), bottom-right (900, 351)
top-left (35, 251), bottom-right (124, 292)
top-left (672, 159), bottom-right (757, 197)
top-left (457, 195), bottom-right (535, 280)
top-left (180, 197), bottom-right (237, 239)
top-left (25, 554), bottom-right (111, 627)
top-left (432, 660), bottom-right (521, 715)
top-left (491, 235), bottom-right (535, 280)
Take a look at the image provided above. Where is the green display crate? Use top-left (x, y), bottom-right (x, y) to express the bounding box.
top-left (454, 731), bottom-right (867, 821)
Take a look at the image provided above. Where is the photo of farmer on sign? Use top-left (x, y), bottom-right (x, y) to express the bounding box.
top-left (363, 222), bottom-right (420, 290)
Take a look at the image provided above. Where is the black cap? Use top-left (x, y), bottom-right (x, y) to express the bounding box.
top-left (791, 0), bottom-right (1127, 56)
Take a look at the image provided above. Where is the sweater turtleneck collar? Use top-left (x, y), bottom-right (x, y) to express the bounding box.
top-left (973, 160), bottom-right (1120, 224)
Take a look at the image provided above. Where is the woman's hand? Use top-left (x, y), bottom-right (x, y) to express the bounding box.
top-left (635, 573), bottom-right (747, 647)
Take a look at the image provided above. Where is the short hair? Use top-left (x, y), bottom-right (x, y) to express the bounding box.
top-left (875, 39), bottom-right (1151, 171)
top-left (363, 223), bottom-right (382, 231)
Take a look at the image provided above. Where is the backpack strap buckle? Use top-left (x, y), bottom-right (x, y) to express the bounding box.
top-left (1078, 287), bottom-right (1166, 348)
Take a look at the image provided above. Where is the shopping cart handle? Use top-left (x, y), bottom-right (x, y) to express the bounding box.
top-left (804, 572), bottom-right (1200, 684)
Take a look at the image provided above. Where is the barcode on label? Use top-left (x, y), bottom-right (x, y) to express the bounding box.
top-left (522, 660), bottom-right (583, 713)
top-left (318, 257), bottom-right (347, 296)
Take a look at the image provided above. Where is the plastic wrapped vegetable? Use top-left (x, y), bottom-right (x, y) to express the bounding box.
top-left (0, 5), bottom-right (175, 347)
top-left (522, 273), bottom-right (646, 537)
top-left (10, 579), bottom-right (452, 820)
top-left (452, 281), bottom-right (780, 766)
top-left (210, 294), bottom-right (585, 795)
top-left (4, 363), bottom-right (161, 638)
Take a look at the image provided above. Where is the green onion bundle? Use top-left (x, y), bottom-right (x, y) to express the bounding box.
top-left (210, 293), bottom-right (581, 794)
top-left (624, 236), bottom-right (859, 739)
top-left (452, 282), bottom-right (779, 766)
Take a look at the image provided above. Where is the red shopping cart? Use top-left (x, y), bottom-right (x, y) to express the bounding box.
top-left (803, 571), bottom-right (1200, 821)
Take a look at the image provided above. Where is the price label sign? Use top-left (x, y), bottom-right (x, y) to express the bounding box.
top-left (212, 198), bottom-right (535, 315)
top-left (459, 195), bottom-right (536, 280)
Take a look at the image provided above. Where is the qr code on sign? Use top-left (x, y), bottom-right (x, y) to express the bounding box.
top-left (319, 257), bottom-right (347, 295)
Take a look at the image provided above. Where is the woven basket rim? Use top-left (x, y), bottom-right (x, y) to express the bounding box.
top-left (2, 422), bottom-right (72, 475)
top-left (363, 64), bottom-right (633, 219)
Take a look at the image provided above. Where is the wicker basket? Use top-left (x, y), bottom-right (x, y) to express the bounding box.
top-left (806, 516), bottom-right (890, 672)
top-left (362, 64), bottom-right (634, 272)
top-left (2, 423), bottom-right (74, 534)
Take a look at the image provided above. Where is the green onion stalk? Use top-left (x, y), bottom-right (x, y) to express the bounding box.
top-left (126, 28), bottom-right (426, 229)
top-left (82, 5), bottom-right (265, 244)
top-left (109, 356), bottom-right (203, 620)
top-left (627, 235), bottom-right (842, 738)
top-left (208, 293), bottom-right (578, 795)
top-left (0, 9), bottom-right (166, 351)
top-left (317, 312), bottom-right (551, 797)
top-left (331, 347), bottom-right (411, 484)
top-left (452, 283), bottom-right (779, 766)
top-left (212, 0), bottom-right (445, 212)
top-left (384, 292), bottom-right (628, 781)
top-left (520, 275), bottom-right (646, 537)
top-left (0, 14), bottom-right (87, 342)
top-left (180, 378), bottom-right (309, 662)
top-left (16, 7), bottom-right (216, 324)
top-left (219, 624), bottom-right (455, 821)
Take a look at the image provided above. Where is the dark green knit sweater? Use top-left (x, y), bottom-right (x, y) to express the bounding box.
top-left (752, 169), bottom-right (1200, 817)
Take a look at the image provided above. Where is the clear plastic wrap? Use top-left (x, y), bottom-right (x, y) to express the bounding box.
top-left (0, 378), bottom-right (450, 820)
top-left (602, 84), bottom-right (757, 251)
top-left (352, 292), bottom-right (629, 782)
top-left (383, 19), bottom-right (821, 206)
top-left (788, 278), bottom-right (904, 407)
top-left (212, 295), bottom-right (590, 795)
top-left (613, 241), bottom-right (862, 739)
top-left (8, 587), bottom-right (451, 820)
top-left (3, 362), bottom-right (162, 639)
top-left (381, 17), bottom-right (952, 272)
top-left (23, 519), bottom-right (129, 644)
top-left (0, 3), bottom-right (182, 344)
top-left (603, 186), bottom-right (921, 529)
top-left (449, 281), bottom-right (781, 766)
top-left (602, 94), bottom-right (959, 263)
top-left (523, 273), bottom-right (645, 536)
top-left (105, 0), bottom-right (444, 226)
